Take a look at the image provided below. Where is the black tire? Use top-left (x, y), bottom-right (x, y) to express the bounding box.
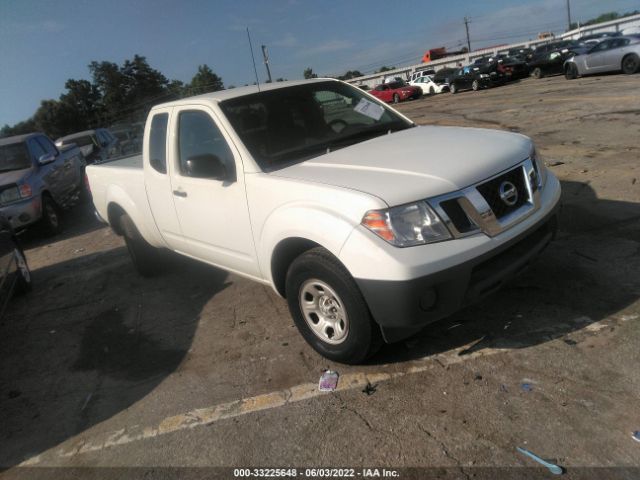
top-left (120, 214), bottom-right (163, 277)
top-left (532, 67), bottom-right (543, 79)
top-left (450, 83), bottom-right (458, 94)
top-left (392, 93), bottom-right (400, 104)
top-left (565, 63), bottom-right (578, 80)
top-left (40, 195), bottom-right (62, 235)
top-left (622, 54), bottom-right (639, 75)
top-left (285, 247), bottom-right (382, 364)
top-left (472, 79), bottom-right (480, 91)
top-left (13, 247), bottom-right (32, 295)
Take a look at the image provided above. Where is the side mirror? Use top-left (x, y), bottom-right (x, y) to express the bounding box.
top-left (38, 153), bottom-right (56, 165)
top-left (185, 154), bottom-right (228, 180)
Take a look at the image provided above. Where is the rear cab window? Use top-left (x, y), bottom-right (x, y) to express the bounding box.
top-left (149, 113), bottom-right (169, 173)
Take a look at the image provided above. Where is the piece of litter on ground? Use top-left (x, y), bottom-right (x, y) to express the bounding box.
top-left (318, 370), bottom-right (339, 392)
top-left (500, 384), bottom-right (508, 393)
top-left (547, 161), bottom-right (565, 167)
top-left (516, 447), bottom-right (564, 475)
top-left (632, 431), bottom-right (640, 443)
top-left (563, 339), bottom-right (577, 346)
top-left (362, 382), bottom-right (377, 396)
top-left (73, 248), bottom-right (86, 254)
top-left (521, 383), bottom-right (534, 393)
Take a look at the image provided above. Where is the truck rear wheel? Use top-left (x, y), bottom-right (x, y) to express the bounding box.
top-left (120, 214), bottom-right (162, 277)
top-left (285, 247), bottom-right (382, 364)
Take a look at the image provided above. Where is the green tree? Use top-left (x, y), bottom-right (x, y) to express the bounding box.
top-left (187, 65), bottom-right (224, 96)
top-left (337, 70), bottom-right (363, 80)
top-left (376, 66), bottom-right (395, 73)
top-left (303, 67), bottom-right (317, 79)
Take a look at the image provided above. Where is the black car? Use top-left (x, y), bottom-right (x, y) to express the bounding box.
top-left (0, 214), bottom-right (31, 317)
top-left (529, 44), bottom-right (590, 78)
top-left (432, 67), bottom-right (458, 89)
top-left (507, 47), bottom-right (534, 62)
top-left (449, 65), bottom-right (496, 93)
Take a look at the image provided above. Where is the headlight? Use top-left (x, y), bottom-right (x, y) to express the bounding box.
top-left (362, 201), bottom-right (452, 247)
top-left (479, 74), bottom-right (490, 79)
top-left (530, 146), bottom-right (546, 189)
top-left (0, 186), bottom-right (21, 205)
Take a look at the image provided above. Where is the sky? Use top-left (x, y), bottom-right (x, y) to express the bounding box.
top-left (1, 0), bottom-right (639, 126)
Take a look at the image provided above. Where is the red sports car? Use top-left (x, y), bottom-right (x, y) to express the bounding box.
top-left (369, 81), bottom-right (422, 103)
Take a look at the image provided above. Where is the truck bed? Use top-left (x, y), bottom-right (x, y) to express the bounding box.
top-left (86, 153), bottom-right (160, 243)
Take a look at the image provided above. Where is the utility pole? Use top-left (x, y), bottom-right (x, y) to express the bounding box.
top-left (566, 0), bottom-right (572, 31)
top-left (261, 45), bottom-right (272, 83)
top-left (464, 16), bottom-right (471, 52)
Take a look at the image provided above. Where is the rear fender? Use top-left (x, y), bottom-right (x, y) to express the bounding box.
top-left (105, 184), bottom-right (164, 248)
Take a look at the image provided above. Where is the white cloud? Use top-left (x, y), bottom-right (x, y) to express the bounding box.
top-left (273, 33), bottom-right (298, 48)
top-left (303, 39), bottom-right (354, 56)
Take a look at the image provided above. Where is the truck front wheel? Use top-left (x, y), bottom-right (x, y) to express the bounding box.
top-left (120, 214), bottom-right (162, 277)
top-left (285, 247), bottom-right (382, 364)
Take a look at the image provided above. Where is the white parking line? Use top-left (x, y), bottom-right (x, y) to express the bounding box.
top-left (17, 313), bottom-right (635, 466)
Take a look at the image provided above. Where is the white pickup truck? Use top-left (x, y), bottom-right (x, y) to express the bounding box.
top-left (87, 79), bottom-right (561, 364)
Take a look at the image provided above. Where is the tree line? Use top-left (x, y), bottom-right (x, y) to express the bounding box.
top-left (1, 55), bottom-right (225, 139)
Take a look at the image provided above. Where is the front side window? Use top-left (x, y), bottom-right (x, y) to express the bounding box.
top-left (36, 136), bottom-right (58, 157)
top-left (177, 110), bottom-right (234, 178)
top-left (149, 113), bottom-right (168, 173)
top-left (27, 138), bottom-right (47, 161)
top-left (219, 81), bottom-right (412, 171)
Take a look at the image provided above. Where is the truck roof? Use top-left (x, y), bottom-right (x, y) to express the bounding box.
top-left (0, 132), bottom-right (43, 146)
top-left (152, 78), bottom-right (339, 110)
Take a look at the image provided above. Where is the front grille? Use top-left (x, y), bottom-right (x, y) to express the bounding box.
top-left (476, 167), bottom-right (528, 219)
top-left (440, 199), bottom-right (475, 233)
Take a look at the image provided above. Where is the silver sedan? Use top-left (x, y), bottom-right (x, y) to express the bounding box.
top-left (564, 36), bottom-right (640, 79)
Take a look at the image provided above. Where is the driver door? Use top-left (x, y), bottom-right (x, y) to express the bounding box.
top-left (167, 105), bottom-right (259, 277)
top-left (585, 40), bottom-right (612, 72)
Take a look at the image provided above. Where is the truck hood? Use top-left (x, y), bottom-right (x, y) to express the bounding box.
top-left (270, 125), bottom-right (532, 206)
top-left (0, 167), bottom-right (32, 187)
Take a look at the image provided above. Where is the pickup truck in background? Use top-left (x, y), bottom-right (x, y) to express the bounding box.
top-left (0, 133), bottom-right (86, 234)
top-left (56, 128), bottom-right (120, 164)
top-left (87, 79), bottom-right (561, 364)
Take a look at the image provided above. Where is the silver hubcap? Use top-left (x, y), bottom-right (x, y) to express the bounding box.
top-left (15, 249), bottom-right (30, 282)
top-left (299, 279), bottom-right (349, 345)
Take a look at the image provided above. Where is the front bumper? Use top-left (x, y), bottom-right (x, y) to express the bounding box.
top-left (356, 208), bottom-right (558, 342)
top-left (340, 171), bottom-right (562, 342)
top-left (0, 197), bottom-right (42, 230)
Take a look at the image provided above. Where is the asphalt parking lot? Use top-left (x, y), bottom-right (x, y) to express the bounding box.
top-left (2, 74), bottom-right (640, 478)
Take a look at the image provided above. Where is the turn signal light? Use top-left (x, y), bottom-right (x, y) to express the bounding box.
top-left (361, 211), bottom-right (395, 242)
top-left (19, 184), bottom-right (32, 198)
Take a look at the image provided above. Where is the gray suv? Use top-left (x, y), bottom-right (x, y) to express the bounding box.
top-left (0, 133), bottom-right (85, 234)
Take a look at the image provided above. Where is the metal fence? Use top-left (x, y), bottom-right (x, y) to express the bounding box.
top-left (346, 13), bottom-right (640, 88)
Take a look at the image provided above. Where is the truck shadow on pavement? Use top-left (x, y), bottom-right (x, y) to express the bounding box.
top-left (374, 179), bottom-right (640, 364)
top-left (0, 247), bottom-right (229, 469)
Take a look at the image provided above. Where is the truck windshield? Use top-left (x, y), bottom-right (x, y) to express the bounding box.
top-left (0, 143), bottom-right (31, 173)
top-left (219, 81), bottom-right (412, 171)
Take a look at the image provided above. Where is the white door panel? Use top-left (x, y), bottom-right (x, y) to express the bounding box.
top-left (168, 105), bottom-right (260, 277)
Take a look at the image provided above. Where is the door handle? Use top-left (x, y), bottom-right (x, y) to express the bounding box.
top-left (172, 190), bottom-right (187, 198)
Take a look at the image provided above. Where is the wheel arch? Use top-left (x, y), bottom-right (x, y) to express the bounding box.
top-left (270, 237), bottom-right (323, 297)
